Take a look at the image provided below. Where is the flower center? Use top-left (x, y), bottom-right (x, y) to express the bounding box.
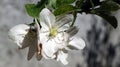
top-left (49, 27), bottom-right (58, 37)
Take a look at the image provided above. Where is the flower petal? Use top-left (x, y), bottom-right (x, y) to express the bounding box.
top-left (54, 15), bottom-right (73, 30)
top-left (39, 31), bottom-right (49, 43)
top-left (35, 19), bottom-right (41, 35)
top-left (8, 24), bottom-right (30, 47)
top-left (56, 51), bottom-right (68, 65)
top-left (40, 8), bottom-right (55, 31)
top-left (69, 37), bottom-right (85, 50)
top-left (42, 39), bottom-right (57, 59)
top-left (66, 26), bottom-right (79, 37)
top-left (34, 19), bottom-right (41, 44)
top-left (53, 32), bottom-right (69, 49)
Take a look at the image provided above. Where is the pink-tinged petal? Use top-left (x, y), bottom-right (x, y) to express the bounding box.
top-left (40, 8), bottom-right (55, 31)
top-left (69, 37), bottom-right (85, 50)
top-left (56, 51), bottom-right (68, 65)
top-left (8, 24), bottom-right (30, 47)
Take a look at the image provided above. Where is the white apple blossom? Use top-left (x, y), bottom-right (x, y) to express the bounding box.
top-left (8, 7), bottom-right (86, 65)
top-left (9, 24), bottom-right (30, 48)
top-left (8, 21), bottom-right (42, 60)
top-left (39, 8), bottom-right (85, 65)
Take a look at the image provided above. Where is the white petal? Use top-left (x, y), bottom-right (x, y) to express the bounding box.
top-left (34, 19), bottom-right (41, 44)
top-left (8, 24), bottom-right (30, 47)
top-left (54, 15), bottom-right (73, 29)
top-left (35, 19), bottom-right (41, 34)
top-left (54, 33), bottom-right (64, 44)
top-left (53, 33), bottom-right (69, 49)
top-left (66, 26), bottom-right (79, 37)
top-left (56, 51), bottom-right (68, 65)
top-left (69, 37), bottom-right (85, 50)
top-left (39, 31), bottom-right (49, 43)
top-left (40, 8), bottom-right (55, 31)
top-left (42, 39), bottom-right (57, 59)
top-left (58, 25), bottom-right (69, 32)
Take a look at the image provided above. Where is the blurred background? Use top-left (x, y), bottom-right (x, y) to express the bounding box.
top-left (0, 0), bottom-right (120, 67)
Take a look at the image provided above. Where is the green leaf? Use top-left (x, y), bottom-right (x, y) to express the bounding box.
top-left (54, 5), bottom-right (78, 16)
top-left (48, 0), bottom-right (57, 9)
top-left (95, 10), bottom-right (117, 28)
top-left (25, 4), bottom-right (40, 18)
top-left (56, 0), bottom-right (76, 7)
top-left (100, 1), bottom-right (120, 11)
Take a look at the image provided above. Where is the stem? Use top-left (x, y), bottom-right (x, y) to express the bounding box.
top-left (76, 0), bottom-right (86, 8)
top-left (70, 0), bottom-right (86, 27)
top-left (36, 18), bottom-right (41, 28)
top-left (90, 0), bottom-right (96, 13)
top-left (90, 0), bottom-right (94, 10)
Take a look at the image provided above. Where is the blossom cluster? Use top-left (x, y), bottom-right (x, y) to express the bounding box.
top-left (8, 8), bottom-right (85, 65)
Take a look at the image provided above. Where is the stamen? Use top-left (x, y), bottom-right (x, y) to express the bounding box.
top-left (49, 27), bottom-right (58, 37)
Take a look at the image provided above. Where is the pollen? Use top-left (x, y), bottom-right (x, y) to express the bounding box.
top-left (49, 27), bottom-right (58, 37)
